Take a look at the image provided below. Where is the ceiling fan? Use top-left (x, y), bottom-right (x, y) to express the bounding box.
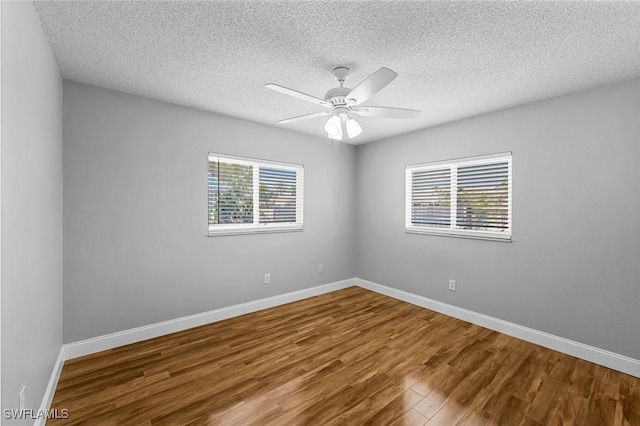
top-left (265, 66), bottom-right (421, 141)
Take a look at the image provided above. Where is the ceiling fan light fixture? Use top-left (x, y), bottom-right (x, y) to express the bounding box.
top-left (324, 115), bottom-right (343, 140)
top-left (267, 66), bottom-right (421, 141)
top-left (346, 117), bottom-right (363, 139)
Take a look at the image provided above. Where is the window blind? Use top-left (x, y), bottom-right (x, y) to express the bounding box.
top-left (259, 167), bottom-right (298, 224)
top-left (411, 168), bottom-right (451, 228)
top-left (208, 159), bottom-right (254, 226)
top-left (208, 154), bottom-right (304, 235)
top-left (456, 161), bottom-right (510, 232)
top-left (406, 153), bottom-right (512, 241)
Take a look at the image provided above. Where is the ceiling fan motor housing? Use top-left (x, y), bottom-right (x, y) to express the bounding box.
top-left (324, 87), bottom-right (351, 107)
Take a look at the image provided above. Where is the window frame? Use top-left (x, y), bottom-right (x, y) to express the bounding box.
top-left (208, 153), bottom-right (304, 236)
top-left (405, 152), bottom-right (512, 242)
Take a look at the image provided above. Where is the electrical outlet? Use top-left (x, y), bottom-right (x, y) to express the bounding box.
top-left (318, 263), bottom-right (324, 273)
top-left (19, 386), bottom-right (26, 410)
top-left (264, 273), bottom-right (270, 284)
top-left (449, 279), bottom-right (456, 291)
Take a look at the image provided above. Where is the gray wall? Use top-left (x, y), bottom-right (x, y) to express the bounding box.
top-left (1, 1), bottom-right (63, 418)
top-left (63, 81), bottom-right (357, 343)
top-left (356, 77), bottom-right (640, 359)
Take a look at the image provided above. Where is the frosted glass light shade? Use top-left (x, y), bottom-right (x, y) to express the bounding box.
top-left (346, 118), bottom-right (362, 138)
top-left (324, 115), bottom-right (342, 140)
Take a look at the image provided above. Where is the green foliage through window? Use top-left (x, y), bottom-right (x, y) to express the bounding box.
top-left (208, 162), bottom-right (253, 225)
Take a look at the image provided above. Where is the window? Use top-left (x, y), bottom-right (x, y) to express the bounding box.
top-left (406, 152), bottom-right (512, 241)
top-left (208, 154), bottom-right (303, 235)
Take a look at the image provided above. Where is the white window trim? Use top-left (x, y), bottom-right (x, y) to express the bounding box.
top-left (405, 152), bottom-right (512, 242)
top-left (208, 153), bottom-right (304, 236)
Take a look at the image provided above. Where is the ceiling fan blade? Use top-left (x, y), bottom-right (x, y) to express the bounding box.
top-left (276, 110), bottom-right (331, 124)
top-left (265, 84), bottom-right (332, 108)
top-left (345, 67), bottom-right (397, 106)
top-left (352, 106), bottom-right (421, 119)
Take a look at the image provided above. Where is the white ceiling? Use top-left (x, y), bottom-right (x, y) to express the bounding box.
top-left (34, 1), bottom-right (640, 145)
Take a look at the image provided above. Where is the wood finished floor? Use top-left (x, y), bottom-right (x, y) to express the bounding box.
top-left (50, 287), bottom-right (640, 425)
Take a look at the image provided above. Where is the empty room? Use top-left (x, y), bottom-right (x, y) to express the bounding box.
top-left (2, 1), bottom-right (640, 425)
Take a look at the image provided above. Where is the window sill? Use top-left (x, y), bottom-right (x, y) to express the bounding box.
top-left (405, 227), bottom-right (512, 242)
top-left (208, 225), bottom-right (303, 237)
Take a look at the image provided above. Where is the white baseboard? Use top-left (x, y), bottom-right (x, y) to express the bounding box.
top-left (60, 276), bottom-right (640, 379)
top-left (36, 346), bottom-right (65, 426)
top-left (356, 277), bottom-right (640, 378)
top-left (64, 278), bottom-right (356, 360)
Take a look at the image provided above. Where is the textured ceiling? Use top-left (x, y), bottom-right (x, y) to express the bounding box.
top-left (35, 1), bottom-right (640, 144)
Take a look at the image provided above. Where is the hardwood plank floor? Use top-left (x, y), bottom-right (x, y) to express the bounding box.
top-left (49, 287), bottom-right (640, 425)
